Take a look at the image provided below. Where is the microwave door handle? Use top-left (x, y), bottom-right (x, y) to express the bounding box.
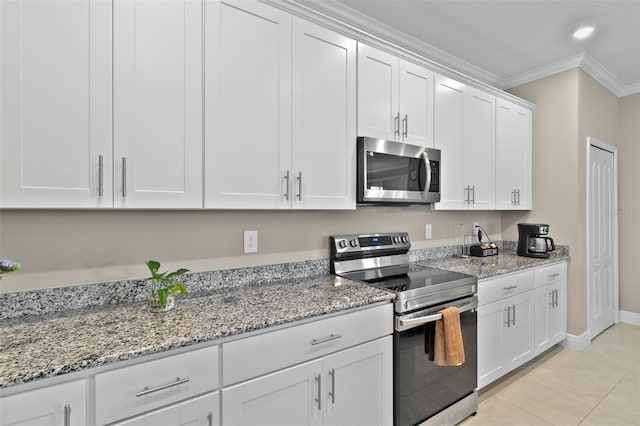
top-left (421, 151), bottom-right (432, 198)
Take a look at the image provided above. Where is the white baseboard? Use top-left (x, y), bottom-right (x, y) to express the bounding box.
top-left (620, 310), bottom-right (640, 326)
top-left (561, 331), bottom-right (591, 351)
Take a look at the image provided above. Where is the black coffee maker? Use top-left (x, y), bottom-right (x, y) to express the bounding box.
top-left (517, 223), bottom-right (556, 258)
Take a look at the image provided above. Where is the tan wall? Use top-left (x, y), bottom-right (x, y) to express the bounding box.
top-left (504, 69), bottom-right (584, 334)
top-left (618, 93), bottom-right (640, 314)
top-left (0, 208), bottom-right (501, 293)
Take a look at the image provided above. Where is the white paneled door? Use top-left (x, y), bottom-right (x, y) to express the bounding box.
top-left (588, 138), bottom-right (618, 339)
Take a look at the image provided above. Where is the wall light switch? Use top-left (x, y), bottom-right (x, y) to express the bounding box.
top-left (244, 230), bottom-right (258, 253)
top-left (425, 224), bottom-right (432, 240)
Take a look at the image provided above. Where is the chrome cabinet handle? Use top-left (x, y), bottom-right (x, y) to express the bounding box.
top-left (548, 273), bottom-right (560, 278)
top-left (516, 189), bottom-right (521, 205)
top-left (64, 404), bottom-right (71, 426)
top-left (315, 374), bottom-right (322, 410)
top-left (98, 155), bottom-right (104, 197)
top-left (311, 334), bottom-right (342, 346)
top-left (471, 185), bottom-right (476, 204)
top-left (549, 290), bottom-right (555, 307)
top-left (122, 157), bottom-right (127, 197)
top-left (136, 377), bottom-right (190, 397)
top-left (208, 412), bottom-right (214, 426)
top-left (512, 304), bottom-right (516, 326)
top-left (511, 189), bottom-right (515, 205)
top-left (503, 285), bottom-right (518, 291)
top-left (284, 171), bottom-right (290, 200)
top-left (394, 113), bottom-right (398, 136)
top-left (464, 186), bottom-right (469, 204)
top-left (504, 306), bottom-right (511, 328)
top-left (329, 368), bottom-right (336, 404)
top-left (296, 172), bottom-right (302, 201)
top-left (402, 114), bottom-right (408, 138)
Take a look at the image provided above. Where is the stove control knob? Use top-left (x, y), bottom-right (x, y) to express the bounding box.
top-left (401, 235), bottom-right (409, 243)
top-left (393, 236), bottom-right (400, 243)
top-left (349, 239), bottom-right (358, 247)
top-left (338, 240), bottom-right (347, 249)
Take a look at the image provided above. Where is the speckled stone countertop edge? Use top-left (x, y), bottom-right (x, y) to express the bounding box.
top-left (0, 274), bottom-right (394, 390)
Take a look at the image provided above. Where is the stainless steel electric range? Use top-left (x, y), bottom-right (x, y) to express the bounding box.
top-left (330, 232), bottom-right (478, 426)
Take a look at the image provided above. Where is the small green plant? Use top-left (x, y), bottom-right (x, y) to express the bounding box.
top-left (0, 259), bottom-right (20, 280)
top-left (145, 260), bottom-right (189, 307)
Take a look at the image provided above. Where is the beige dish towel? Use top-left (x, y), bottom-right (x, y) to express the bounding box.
top-left (434, 306), bottom-right (465, 366)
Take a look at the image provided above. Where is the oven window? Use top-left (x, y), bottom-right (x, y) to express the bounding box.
top-left (393, 310), bottom-right (477, 426)
top-left (366, 152), bottom-right (426, 192)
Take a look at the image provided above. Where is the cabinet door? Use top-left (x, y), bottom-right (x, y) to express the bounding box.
top-left (504, 291), bottom-right (534, 370)
top-left (323, 337), bottom-right (392, 426)
top-left (291, 18), bottom-right (356, 210)
top-left (357, 44), bottom-right (399, 141)
top-left (0, 0), bottom-right (112, 208)
top-left (222, 360), bottom-right (323, 426)
top-left (113, 0), bottom-right (203, 208)
top-left (549, 282), bottom-right (567, 347)
top-left (434, 75), bottom-right (465, 209)
top-left (399, 61), bottom-right (434, 147)
top-left (534, 285), bottom-right (554, 355)
top-left (495, 99), bottom-right (532, 210)
top-left (463, 87), bottom-right (495, 210)
top-left (0, 380), bottom-right (85, 426)
top-left (205, 0), bottom-right (292, 209)
top-left (477, 300), bottom-right (508, 389)
top-left (112, 392), bottom-right (219, 426)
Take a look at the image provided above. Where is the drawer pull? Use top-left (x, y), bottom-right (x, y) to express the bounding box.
top-left (136, 377), bottom-right (190, 397)
top-left (311, 334), bottom-right (342, 346)
top-left (208, 412), bottom-right (214, 426)
top-left (548, 273), bottom-right (560, 278)
top-left (503, 285), bottom-right (518, 291)
top-left (64, 404), bottom-right (71, 426)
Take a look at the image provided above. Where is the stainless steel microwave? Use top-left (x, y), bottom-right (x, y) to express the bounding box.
top-left (357, 136), bottom-right (441, 205)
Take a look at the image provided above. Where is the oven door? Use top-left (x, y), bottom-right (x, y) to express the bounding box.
top-left (357, 137), bottom-right (440, 204)
top-left (393, 295), bottom-right (478, 426)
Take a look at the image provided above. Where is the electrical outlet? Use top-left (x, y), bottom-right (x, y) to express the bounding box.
top-left (243, 230), bottom-right (258, 253)
top-left (425, 224), bottom-right (432, 239)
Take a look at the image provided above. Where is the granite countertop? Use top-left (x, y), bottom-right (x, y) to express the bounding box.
top-left (0, 274), bottom-right (394, 390)
top-left (415, 251), bottom-right (570, 280)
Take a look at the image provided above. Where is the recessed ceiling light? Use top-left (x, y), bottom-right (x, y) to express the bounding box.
top-left (573, 26), bottom-right (595, 40)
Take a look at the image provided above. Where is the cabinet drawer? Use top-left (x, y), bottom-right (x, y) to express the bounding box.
top-left (479, 270), bottom-right (534, 306)
top-left (95, 345), bottom-right (219, 425)
top-left (223, 304), bottom-right (393, 386)
top-left (534, 262), bottom-right (567, 288)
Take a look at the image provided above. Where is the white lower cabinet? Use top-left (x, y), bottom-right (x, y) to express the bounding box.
top-left (222, 337), bottom-right (392, 426)
top-left (478, 262), bottom-right (567, 389)
top-left (221, 304), bottom-right (393, 426)
top-left (94, 346), bottom-right (219, 425)
top-left (534, 263), bottom-right (568, 355)
top-left (112, 392), bottom-right (219, 426)
top-left (0, 379), bottom-right (86, 426)
top-left (478, 291), bottom-right (534, 388)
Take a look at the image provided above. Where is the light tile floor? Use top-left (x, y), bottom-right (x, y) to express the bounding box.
top-left (461, 323), bottom-right (640, 425)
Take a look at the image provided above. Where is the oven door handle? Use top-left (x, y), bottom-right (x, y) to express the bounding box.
top-left (397, 299), bottom-right (478, 330)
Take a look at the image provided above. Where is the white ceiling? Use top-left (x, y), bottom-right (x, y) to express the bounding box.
top-left (329, 0), bottom-right (640, 96)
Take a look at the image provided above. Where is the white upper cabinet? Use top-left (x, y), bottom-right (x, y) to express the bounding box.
top-left (113, 0), bottom-right (203, 208)
top-left (205, 0), bottom-right (292, 209)
top-left (291, 18), bottom-right (356, 209)
top-left (495, 98), bottom-right (532, 210)
top-left (205, 1), bottom-right (356, 209)
top-left (0, 0), bottom-right (112, 208)
top-left (357, 44), bottom-right (434, 147)
top-left (434, 75), bottom-right (495, 210)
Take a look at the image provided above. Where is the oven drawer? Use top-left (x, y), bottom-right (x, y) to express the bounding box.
top-left (222, 303), bottom-right (393, 386)
top-left (534, 262), bottom-right (567, 288)
top-left (94, 346), bottom-right (219, 425)
top-left (478, 270), bottom-right (534, 305)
